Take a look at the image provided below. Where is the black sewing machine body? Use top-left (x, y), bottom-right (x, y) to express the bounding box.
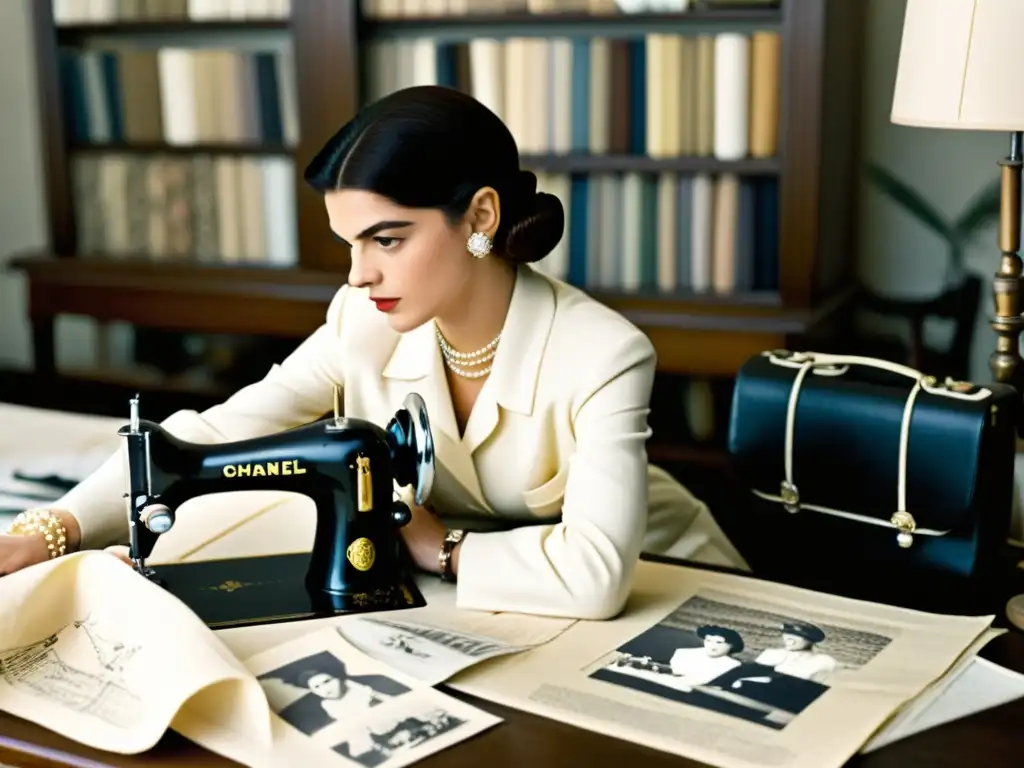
top-left (119, 393), bottom-right (434, 629)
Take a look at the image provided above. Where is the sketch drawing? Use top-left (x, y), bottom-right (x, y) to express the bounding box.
top-left (256, 650), bottom-right (411, 736)
top-left (589, 593), bottom-right (893, 730)
top-left (0, 616), bottom-right (142, 727)
top-left (345, 619), bottom-right (518, 658)
top-left (333, 706), bottom-right (468, 767)
top-left (336, 618), bottom-right (525, 683)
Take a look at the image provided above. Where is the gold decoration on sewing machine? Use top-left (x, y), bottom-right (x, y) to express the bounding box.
top-left (222, 459), bottom-right (306, 478)
top-left (356, 455), bottom-right (373, 511)
top-left (210, 580), bottom-right (251, 593)
top-left (347, 537), bottom-right (376, 571)
top-left (780, 480), bottom-right (800, 513)
top-left (890, 511), bottom-right (916, 548)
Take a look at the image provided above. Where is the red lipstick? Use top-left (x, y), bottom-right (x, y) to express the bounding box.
top-left (371, 298), bottom-right (399, 312)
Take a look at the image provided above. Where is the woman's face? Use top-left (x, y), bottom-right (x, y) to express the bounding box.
top-left (306, 672), bottom-right (342, 699)
top-left (702, 635), bottom-right (733, 658)
top-left (324, 189), bottom-right (490, 334)
top-left (782, 633), bottom-right (811, 651)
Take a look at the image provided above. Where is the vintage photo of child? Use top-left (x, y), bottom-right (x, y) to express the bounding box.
top-left (244, 628), bottom-right (504, 766)
top-left (256, 650), bottom-right (411, 737)
top-left (589, 592), bottom-right (893, 729)
top-left (332, 701), bottom-right (469, 768)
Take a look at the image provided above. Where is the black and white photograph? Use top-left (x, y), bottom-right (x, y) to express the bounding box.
top-left (332, 705), bottom-right (468, 767)
top-left (588, 592), bottom-right (893, 730)
top-left (256, 650), bottom-right (411, 736)
top-left (336, 617), bottom-right (525, 684)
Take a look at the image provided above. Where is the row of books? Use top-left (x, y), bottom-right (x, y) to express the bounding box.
top-left (365, 32), bottom-right (780, 159)
top-left (363, 0), bottom-right (777, 18)
top-left (529, 170), bottom-right (778, 295)
top-left (69, 154), bottom-right (776, 296)
top-left (72, 155), bottom-right (297, 266)
top-left (59, 48), bottom-right (299, 147)
top-left (52, 0), bottom-right (291, 24)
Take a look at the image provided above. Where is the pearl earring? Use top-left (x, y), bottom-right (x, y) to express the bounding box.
top-left (467, 231), bottom-right (492, 259)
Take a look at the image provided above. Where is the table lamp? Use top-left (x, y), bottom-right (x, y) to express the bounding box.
top-left (890, 0), bottom-right (1024, 629)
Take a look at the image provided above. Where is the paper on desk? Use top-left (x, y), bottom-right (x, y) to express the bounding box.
top-left (335, 577), bottom-right (578, 685)
top-left (240, 625), bottom-right (502, 768)
top-left (863, 652), bottom-right (1024, 752)
top-left (0, 403), bottom-right (123, 521)
top-left (0, 551), bottom-right (271, 759)
top-left (446, 559), bottom-right (996, 768)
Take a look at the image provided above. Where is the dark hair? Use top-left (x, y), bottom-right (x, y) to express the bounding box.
top-left (304, 85), bottom-right (564, 264)
top-left (696, 625), bottom-right (745, 654)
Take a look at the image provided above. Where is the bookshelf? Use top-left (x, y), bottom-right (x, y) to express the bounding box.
top-left (8, 0), bottom-right (864, 470)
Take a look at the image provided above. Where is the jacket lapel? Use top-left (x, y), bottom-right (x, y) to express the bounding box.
top-left (380, 266), bottom-right (559, 509)
top-left (460, 265), bottom-right (557, 454)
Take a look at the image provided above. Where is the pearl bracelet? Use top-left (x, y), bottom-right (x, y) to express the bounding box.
top-left (5, 508), bottom-right (68, 559)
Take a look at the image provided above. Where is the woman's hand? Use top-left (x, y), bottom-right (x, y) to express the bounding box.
top-left (397, 503), bottom-right (459, 576)
top-left (0, 533), bottom-right (52, 576)
top-left (0, 509), bottom-right (83, 576)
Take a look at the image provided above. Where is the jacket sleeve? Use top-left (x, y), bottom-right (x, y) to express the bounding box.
top-left (57, 287), bottom-right (351, 550)
top-left (453, 333), bottom-right (656, 620)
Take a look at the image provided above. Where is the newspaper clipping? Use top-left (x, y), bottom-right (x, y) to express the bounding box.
top-left (447, 560), bottom-right (995, 768)
top-left (245, 625), bottom-right (503, 767)
top-left (336, 616), bottom-right (530, 685)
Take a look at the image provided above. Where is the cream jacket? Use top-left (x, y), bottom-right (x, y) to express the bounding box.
top-left (56, 265), bottom-right (746, 620)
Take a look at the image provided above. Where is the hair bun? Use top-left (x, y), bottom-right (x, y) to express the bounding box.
top-left (502, 175), bottom-right (565, 264)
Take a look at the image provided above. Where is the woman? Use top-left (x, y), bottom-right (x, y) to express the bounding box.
top-left (667, 625), bottom-right (745, 689)
top-left (0, 86), bottom-right (746, 619)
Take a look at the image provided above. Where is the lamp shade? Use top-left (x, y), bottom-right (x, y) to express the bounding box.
top-left (891, 0), bottom-right (1024, 131)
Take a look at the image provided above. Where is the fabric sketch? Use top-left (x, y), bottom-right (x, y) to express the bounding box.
top-left (0, 616), bottom-right (142, 727)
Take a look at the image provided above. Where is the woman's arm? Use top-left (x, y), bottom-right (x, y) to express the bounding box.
top-left (453, 333), bottom-right (656, 620)
top-left (54, 286), bottom-right (352, 551)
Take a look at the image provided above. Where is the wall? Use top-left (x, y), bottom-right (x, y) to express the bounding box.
top-left (858, 0), bottom-right (1013, 383)
top-left (0, 0), bottom-right (99, 371)
top-left (0, 0), bottom-right (1016, 383)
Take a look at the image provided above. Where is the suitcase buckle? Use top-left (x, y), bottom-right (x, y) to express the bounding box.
top-left (780, 480), bottom-right (800, 513)
top-left (890, 511), bottom-right (916, 548)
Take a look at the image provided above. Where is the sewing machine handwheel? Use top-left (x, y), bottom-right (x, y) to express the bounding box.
top-left (401, 392), bottom-right (435, 506)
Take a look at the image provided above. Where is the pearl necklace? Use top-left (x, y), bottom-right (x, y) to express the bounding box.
top-left (435, 324), bottom-right (501, 379)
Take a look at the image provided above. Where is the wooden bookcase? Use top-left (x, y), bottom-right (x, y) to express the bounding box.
top-left (8, 0), bottom-right (864, 425)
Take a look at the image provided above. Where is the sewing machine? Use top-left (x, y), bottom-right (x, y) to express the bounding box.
top-left (118, 390), bottom-right (435, 629)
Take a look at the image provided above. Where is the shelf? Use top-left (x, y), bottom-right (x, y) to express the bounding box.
top-left (10, 254), bottom-right (341, 339)
top-left (9, 254), bottom-right (854, 377)
top-left (54, 19), bottom-right (290, 42)
top-left (360, 7), bottom-right (781, 38)
top-left (0, 367), bottom-right (226, 422)
top-left (68, 141), bottom-right (293, 157)
top-left (520, 154), bottom-right (780, 175)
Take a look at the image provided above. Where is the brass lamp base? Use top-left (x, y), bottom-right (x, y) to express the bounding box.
top-left (990, 131), bottom-right (1024, 395)
top-left (995, 132), bottom-right (1024, 632)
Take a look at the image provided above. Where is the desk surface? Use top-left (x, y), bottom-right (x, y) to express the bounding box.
top-left (1, 631), bottom-right (1022, 768)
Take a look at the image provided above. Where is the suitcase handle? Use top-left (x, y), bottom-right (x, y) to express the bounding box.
top-left (762, 350), bottom-right (992, 402)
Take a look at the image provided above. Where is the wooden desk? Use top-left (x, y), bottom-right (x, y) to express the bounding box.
top-left (1, 628), bottom-right (1022, 768)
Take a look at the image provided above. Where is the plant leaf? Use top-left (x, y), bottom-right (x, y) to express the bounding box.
top-left (953, 178), bottom-right (1002, 239)
top-left (865, 162), bottom-right (952, 239)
